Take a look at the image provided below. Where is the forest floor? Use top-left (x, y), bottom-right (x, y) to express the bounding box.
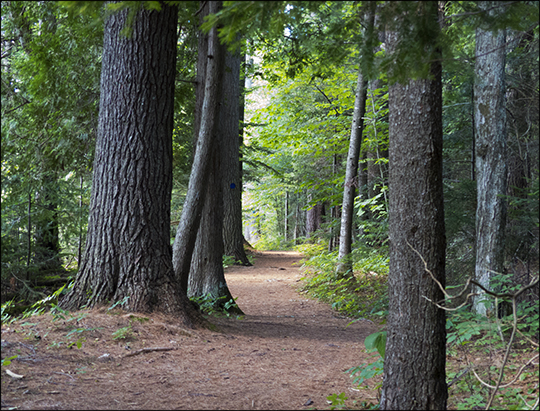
top-left (1, 251), bottom-right (381, 410)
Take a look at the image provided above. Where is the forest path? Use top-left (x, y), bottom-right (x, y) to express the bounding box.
top-left (1, 251), bottom-right (380, 410)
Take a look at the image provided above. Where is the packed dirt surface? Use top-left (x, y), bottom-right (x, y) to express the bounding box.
top-left (1, 251), bottom-right (381, 410)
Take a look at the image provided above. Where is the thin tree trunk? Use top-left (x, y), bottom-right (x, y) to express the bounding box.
top-left (305, 199), bottom-right (323, 240)
top-left (471, 88), bottom-right (476, 181)
top-left (336, 4), bottom-right (374, 275)
top-left (284, 191), bottom-right (289, 242)
top-left (473, 1), bottom-right (507, 315)
top-left (34, 173), bottom-right (62, 271)
top-left (78, 174), bottom-right (83, 270)
top-left (26, 189), bottom-right (31, 281)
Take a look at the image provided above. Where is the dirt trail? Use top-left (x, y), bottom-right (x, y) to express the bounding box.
top-left (1, 251), bottom-right (380, 410)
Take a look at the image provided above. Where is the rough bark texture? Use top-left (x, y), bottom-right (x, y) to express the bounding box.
top-left (172, 1), bottom-right (221, 294)
top-left (60, 4), bottom-right (205, 327)
top-left (380, 9), bottom-right (447, 409)
top-left (188, 145), bottom-right (235, 306)
top-left (221, 48), bottom-right (251, 266)
top-left (178, 1), bottom-right (241, 312)
top-left (473, 1), bottom-right (507, 315)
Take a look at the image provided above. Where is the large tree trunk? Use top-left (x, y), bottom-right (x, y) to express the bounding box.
top-left (177, 1), bottom-right (241, 313)
top-left (473, 1), bottom-right (508, 315)
top-left (380, 3), bottom-right (447, 409)
top-left (221, 48), bottom-right (251, 266)
top-left (172, 1), bottom-right (222, 294)
top-left (60, 4), bottom-right (204, 327)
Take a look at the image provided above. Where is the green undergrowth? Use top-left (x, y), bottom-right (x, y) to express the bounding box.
top-left (445, 300), bottom-right (539, 410)
top-left (295, 242), bottom-right (389, 321)
top-left (189, 293), bottom-right (244, 319)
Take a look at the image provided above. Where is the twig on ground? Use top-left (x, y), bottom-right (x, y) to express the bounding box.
top-left (124, 347), bottom-right (176, 358)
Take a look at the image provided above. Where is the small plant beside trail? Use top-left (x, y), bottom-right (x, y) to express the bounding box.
top-left (2, 282), bottom-right (105, 351)
top-left (189, 293), bottom-right (243, 319)
top-left (111, 315), bottom-right (148, 341)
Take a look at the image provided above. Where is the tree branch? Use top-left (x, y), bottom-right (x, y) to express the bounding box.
top-left (443, 1), bottom-right (518, 21)
top-left (4, 100), bottom-right (31, 115)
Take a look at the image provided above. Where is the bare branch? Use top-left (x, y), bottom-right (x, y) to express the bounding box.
top-left (443, 1), bottom-right (518, 21)
top-left (3, 100), bottom-right (31, 115)
top-left (471, 353), bottom-right (539, 390)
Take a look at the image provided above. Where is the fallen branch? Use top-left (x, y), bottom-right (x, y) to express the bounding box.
top-left (124, 347), bottom-right (176, 358)
top-left (5, 369), bottom-right (24, 379)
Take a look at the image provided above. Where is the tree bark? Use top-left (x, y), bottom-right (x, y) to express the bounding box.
top-left (60, 3), bottom-right (205, 327)
top-left (188, 142), bottom-right (237, 308)
top-left (176, 1), bottom-right (242, 313)
top-left (221, 47), bottom-right (251, 266)
top-left (473, 1), bottom-right (507, 316)
top-left (172, 1), bottom-right (222, 294)
top-left (380, 3), bottom-right (447, 409)
top-left (336, 4), bottom-right (374, 275)
top-left (305, 199), bottom-right (324, 240)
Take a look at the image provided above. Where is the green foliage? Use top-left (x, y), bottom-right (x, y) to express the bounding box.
top-left (298, 245), bottom-right (388, 319)
top-left (107, 296), bottom-right (130, 312)
top-left (64, 328), bottom-right (87, 349)
top-left (2, 1), bottom-right (101, 296)
top-left (254, 235), bottom-right (294, 251)
top-left (1, 355), bottom-right (19, 367)
top-left (348, 356), bottom-right (384, 389)
top-left (0, 280), bottom-right (75, 324)
top-left (364, 331), bottom-right (387, 359)
top-left (294, 242), bottom-right (327, 258)
top-left (111, 315), bottom-right (148, 341)
top-left (326, 392), bottom-right (349, 410)
top-left (222, 255), bottom-right (236, 268)
top-left (445, 283), bottom-right (539, 410)
top-left (189, 293), bottom-right (243, 318)
top-left (448, 363), bottom-right (539, 411)
top-left (112, 324), bottom-right (133, 341)
top-left (347, 331), bottom-right (386, 391)
top-left (1, 300), bottom-right (16, 325)
top-left (223, 253), bottom-right (254, 268)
